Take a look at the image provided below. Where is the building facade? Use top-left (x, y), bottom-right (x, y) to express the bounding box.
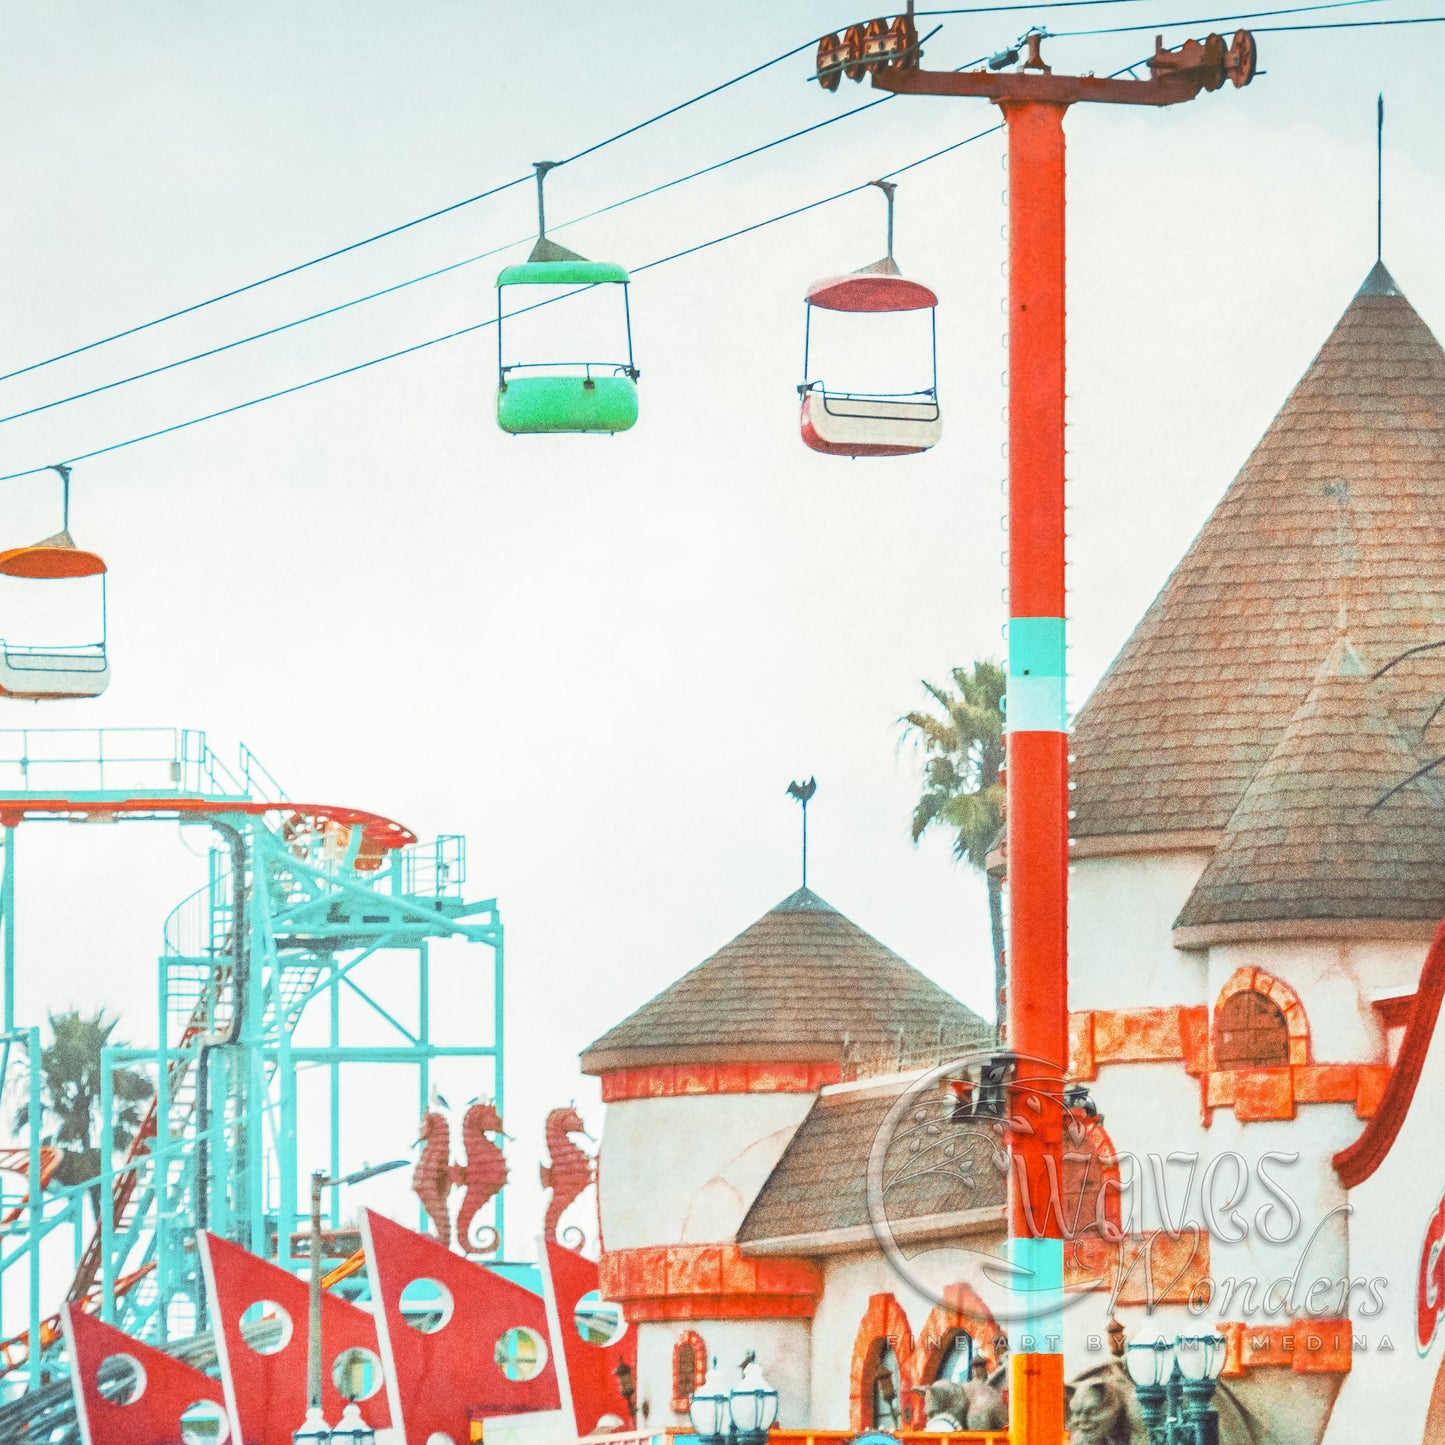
top-left (582, 264), bottom-right (1445, 1445)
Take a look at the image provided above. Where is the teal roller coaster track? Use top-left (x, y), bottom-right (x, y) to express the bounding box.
top-left (0, 725), bottom-right (504, 1398)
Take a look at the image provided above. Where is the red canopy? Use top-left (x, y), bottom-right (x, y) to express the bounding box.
top-left (805, 272), bottom-right (938, 313)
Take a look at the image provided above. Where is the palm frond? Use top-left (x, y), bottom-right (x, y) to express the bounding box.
top-left (902, 661), bottom-right (1007, 878)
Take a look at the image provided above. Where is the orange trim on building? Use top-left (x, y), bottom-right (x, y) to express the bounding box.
top-left (1373, 993), bottom-right (1416, 1030)
top-left (1202, 1064), bottom-right (1392, 1123)
top-left (598, 1244), bottom-right (822, 1323)
top-left (850, 1293), bottom-right (916, 1435)
top-left (1064, 1229), bottom-right (1209, 1306)
top-left (1219, 1319), bottom-right (1352, 1375)
top-left (1068, 1005), bottom-right (1208, 1080)
top-left (1070, 977), bottom-right (1386, 1123)
top-left (599, 1062), bottom-right (842, 1103)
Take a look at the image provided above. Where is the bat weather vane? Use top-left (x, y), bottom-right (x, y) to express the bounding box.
top-left (787, 776), bottom-right (816, 887)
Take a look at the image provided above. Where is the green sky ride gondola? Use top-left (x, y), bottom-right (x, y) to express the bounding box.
top-left (496, 164), bottom-right (639, 436)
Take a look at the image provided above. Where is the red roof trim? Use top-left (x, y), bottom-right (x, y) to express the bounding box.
top-left (1373, 993), bottom-right (1417, 1030)
top-left (805, 273), bottom-right (938, 312)
top-left (1334, 915), bottom-right (1445, 1188)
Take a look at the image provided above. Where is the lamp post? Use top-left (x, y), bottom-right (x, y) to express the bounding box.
top-left (688, 1355), bottom-right (779, 1445)
top-left (1124, 1333), bottom-right (1227, 1445)
top-left (730, 1357), bottom-right (780, 1445)
top-left (1175, 1333), bottom-right (1228, 1445)
top-left (295, 1158), bottom-right (410, 1445)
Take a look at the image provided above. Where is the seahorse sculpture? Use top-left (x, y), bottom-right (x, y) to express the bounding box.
top-left (540, 1104), bottom-right (594, 1243)
top-left (454, 1099), bottom-right (509, 1253)
top-left (413, 1109), bottom-right (454, 1247)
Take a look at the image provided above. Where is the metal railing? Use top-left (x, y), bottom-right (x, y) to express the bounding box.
top-left (400, 834), bottom-right (467, 899)
top-left (0, 727), bottom-right (268, 798)
top-left (238, 742), bottom-right (287, 802)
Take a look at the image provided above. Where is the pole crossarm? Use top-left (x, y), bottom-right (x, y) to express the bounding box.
top-left (868, 30), bottom-right (1257, 106)
top-left (861, 29), bottom-right (1260, 106)
top-left (873, 65), bottom-right (1202, 106)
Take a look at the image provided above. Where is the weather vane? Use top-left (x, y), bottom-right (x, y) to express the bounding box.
top-left (787, 777), bottom-right (817, 888)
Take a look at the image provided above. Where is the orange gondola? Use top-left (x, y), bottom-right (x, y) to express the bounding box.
top-left (0, 465), bottom-right (110, 700)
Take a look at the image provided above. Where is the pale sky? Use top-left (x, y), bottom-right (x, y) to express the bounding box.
top-left (0, 1), bottom-right (1442, 1270)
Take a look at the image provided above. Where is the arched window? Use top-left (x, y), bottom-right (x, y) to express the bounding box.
top-left (1215, 989), bottom-right (1289, 1068)
top-left (934, 1328), bottom-right (974, 1384)
top-left (850, 1293), bottom-right (916, 1434)
top-left (865, 1340), bottom-right (903, 1430)
top-left (671, 1330), bottom-right (706, 1415)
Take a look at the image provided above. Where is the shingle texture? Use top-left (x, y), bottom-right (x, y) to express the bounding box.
top-left (737, 1079), bottom-right (1006, 1245)
top-left (1175, 637), bottom-right (1445, 930)
top-left (1071, 264), bottom-right (1445, 844)
top-left (580, 887), bottom-right (990, 1073)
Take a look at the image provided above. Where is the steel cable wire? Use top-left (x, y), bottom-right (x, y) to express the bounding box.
top-left (0, 37), bottom-right (821, 386)
top-left (0, 115), bottom-right (1014, 482)
top-left (0, 6), bottom-right (1429, 478)
top-left (0, 96), bottom-right (901, 428)
top-left (0, 0), bottom-right (1404, 422)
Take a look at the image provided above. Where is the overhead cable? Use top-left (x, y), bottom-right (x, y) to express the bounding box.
top-left (4, 0), bottom-right (1366, 428)
top-left (1053, 0), bottom-right (1393, 34)
top-left (0, 10), bottom-right (1426, 476)
top-left (0, 116), bottom-right (1010, 483)
top-left (0, 37), bottom-right (818, 387)
top-left (0, 96), bottom-right (898, 427)
top-left (1254, 10), bottom-right (1445, 23)
top-left (0, 0), bottom-right (1394, 405)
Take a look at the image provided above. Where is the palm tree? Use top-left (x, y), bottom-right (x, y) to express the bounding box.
top-left (15, 1009), bottom-right (154, 1217)
top-left (901, 660), bottom-right (1006, 1023)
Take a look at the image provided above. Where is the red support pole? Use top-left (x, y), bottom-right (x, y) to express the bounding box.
top-left (1002, 97), bottom-right (1069, 1445)
top-left (833, 35), bottom-right (1256, 1443)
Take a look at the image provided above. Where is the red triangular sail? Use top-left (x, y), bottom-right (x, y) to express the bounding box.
top-left (65, 1305), bottom-right (225, 1445)
top-left (362, 1208), bottom-right (561, 1443)
top-left (541, 1238), bottom-right (637, 1435)
top-left (199, 1231), bottom-right (392, 1445)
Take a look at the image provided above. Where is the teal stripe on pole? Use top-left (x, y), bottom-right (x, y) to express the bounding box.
top-left (1008, 1235), bottom-right (1065, 1351)
top-left (1007, 616), bottom-right (1067, 733)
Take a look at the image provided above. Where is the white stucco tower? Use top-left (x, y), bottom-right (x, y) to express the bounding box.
top-left (580, 886), bottom-right (990, 1429)
top-left (1060, 262), bottom-right (1445, 1443)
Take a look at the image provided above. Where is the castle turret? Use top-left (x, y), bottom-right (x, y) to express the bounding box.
top-left (581, 886), bottom-right (988, 1427)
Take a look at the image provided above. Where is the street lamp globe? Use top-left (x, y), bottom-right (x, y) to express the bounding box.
top-left (1175, 1332), bottom-right (1228, 1383)
top-left (730, 1358), bottom-right (780, 1445)
top-left (292, 1404), bottom-right (332, 1445)
top-left (331, 1401), bottom-right (376, 1445)
top-left (688, 1357), bottom-right (733, 1444)
top-left (1124, 1336), bottom-right (1176, 1389)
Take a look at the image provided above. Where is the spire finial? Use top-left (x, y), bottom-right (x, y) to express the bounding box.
top-left (1376, 93), bottom-right (1384, 264)
top-left (786, 777), bottom-right (817, 888)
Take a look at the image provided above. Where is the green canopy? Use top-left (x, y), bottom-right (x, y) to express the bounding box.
top-left (497, 260), bottom-right (630, 288)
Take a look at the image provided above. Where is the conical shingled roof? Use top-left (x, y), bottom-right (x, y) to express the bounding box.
top-left (1071, 264), bottom-right (1445, 842)
top-left (1174, 637), bottom-right (1445, 940)
top-left (580, 886), bottom-right (990, 1073)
